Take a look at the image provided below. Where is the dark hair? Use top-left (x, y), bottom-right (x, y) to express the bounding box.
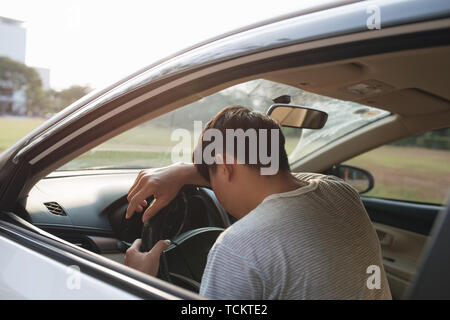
top-left (192, 105), bottom-right (290, 181)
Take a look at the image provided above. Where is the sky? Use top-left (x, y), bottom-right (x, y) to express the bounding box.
top-left (0, 0), bottom-right (331, 90)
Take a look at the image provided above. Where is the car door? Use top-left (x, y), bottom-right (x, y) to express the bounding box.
top-left (0, 232), bottom-right (137, 299)
top-left (342, 128), bottom-right (450, 299)
top-left (0, 212), bottom-right (198, 299)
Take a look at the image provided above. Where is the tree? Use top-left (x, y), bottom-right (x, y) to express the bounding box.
top-left (45, 85), bottom-right (92, 113)
top-left (0, 56), bottom-right (44, 115)
top-left (56, 85), bottom-right (92, 109)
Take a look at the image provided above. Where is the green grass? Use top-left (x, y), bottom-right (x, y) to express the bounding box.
top-left (285, 137), bottom-right (298, 154)
top-left (58, 150), bottom-right (173, 170)
top-left (0, 117), bottom-right (177, 153)
top-left (106, 125), bottom-right (176, 147)
top-left (346, 145), bottom-right (450, 205)
top-left (0, 117), bottom-right (46, 151)
top-left (364, 183), bottom-right (441, 204)
top-left (346, 145), bottom-right (450, 175)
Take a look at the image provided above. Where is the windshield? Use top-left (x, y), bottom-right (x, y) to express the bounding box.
top-left (58, 79), bottom-right (389, 171)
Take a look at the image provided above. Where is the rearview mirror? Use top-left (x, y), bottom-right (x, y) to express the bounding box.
top-left (267, 104), bottom-right (328, 129)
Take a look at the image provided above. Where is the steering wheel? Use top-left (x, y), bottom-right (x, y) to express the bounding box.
top-left (139, 186), bottom-right (224, 292)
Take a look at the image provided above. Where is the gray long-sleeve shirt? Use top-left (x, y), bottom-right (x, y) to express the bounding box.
top-left (200, 173), bottom-right (392, 299)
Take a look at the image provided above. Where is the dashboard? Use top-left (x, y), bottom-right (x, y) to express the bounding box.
top-left (22, 170), bottom-right (230, 257)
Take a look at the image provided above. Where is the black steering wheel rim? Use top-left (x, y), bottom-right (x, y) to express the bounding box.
top-left (140, 189), bottom-right (189, 252)
top-left (139, 186), bottom-right (224, 290)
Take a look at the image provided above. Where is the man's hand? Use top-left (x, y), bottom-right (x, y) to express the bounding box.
top-left (124, 239), bottom-right (171, 276)
top-left (126, 162), bottom-right (209, 223)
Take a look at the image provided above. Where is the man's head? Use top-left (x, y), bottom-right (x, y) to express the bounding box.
top-left (192, 105), bottom-right (290, 216)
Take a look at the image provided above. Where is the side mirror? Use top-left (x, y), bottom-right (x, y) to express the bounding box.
top-left (331, 164), bottom-right (375, 194)
top-left (267, 104), bottom-right (328, 129)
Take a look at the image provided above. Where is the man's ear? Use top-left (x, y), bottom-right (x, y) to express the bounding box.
top-left (215, 154), bottom-right (233, 181)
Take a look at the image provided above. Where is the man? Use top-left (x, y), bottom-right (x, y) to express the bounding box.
top-left (125, 105), bottom-right (392, 299)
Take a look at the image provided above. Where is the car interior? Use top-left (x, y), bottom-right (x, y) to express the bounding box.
top-left (6, 22), bottom-right (450, 299)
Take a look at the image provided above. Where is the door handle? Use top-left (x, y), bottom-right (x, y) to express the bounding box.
top-left (376, 229), bottom-right (394, 246)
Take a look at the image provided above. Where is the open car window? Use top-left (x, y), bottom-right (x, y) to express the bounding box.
top-left (57, 79), bottom-right (389, 171)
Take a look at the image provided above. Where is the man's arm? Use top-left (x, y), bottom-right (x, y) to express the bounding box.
top-left (126, 162), bottom-right (209, 222)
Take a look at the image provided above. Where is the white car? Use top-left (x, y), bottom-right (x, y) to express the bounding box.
top-left (0, 0), bottom-right (449, 299)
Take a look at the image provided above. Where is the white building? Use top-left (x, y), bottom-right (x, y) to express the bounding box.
top-left (0, 16), bottom-right (50, 114)
top-left (0, 16), bottom-right (26, 63)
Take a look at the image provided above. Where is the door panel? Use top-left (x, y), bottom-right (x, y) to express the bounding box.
top-left (364, 197), bottom-right (439, 235)
top-left (373, 222), bottom-right (427, 299)
top-left (0, 214), bottom-right (198, 300)
top-left (362, 197), bottom-right (443, 299)
top-left (0, 234), bottom-right (138, 299)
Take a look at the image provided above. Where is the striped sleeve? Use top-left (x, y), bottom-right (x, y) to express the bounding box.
top-left (199, 241), bottom-right (266, 300)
